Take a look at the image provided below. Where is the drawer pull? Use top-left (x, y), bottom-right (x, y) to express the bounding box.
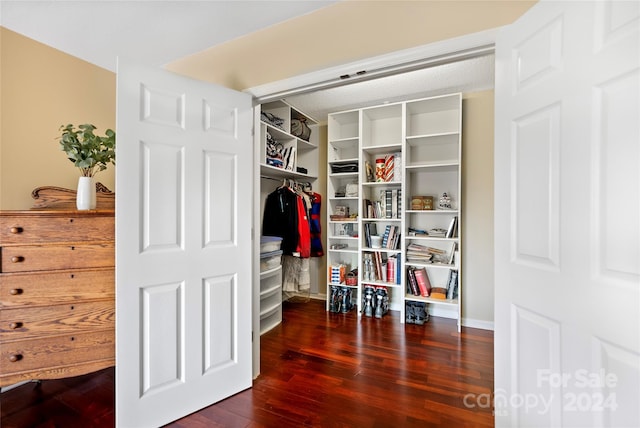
top-left (9, 354), bottom-right (23, 363)
top-left (9, 288), bottom-right (23, 295)
top-left (11, 256), bottom-right (24, 263)
top-left (10, 227), bottom-right (23, 234)
top-left (9, 322), bottom-right (23, 329)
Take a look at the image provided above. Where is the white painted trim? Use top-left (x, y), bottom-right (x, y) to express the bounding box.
top-left (462, 318), bottom-right (495, 331)
top-left (245, 27), bottom-right (502, 103)
top-left (429, 305), bottom-right (459, 320)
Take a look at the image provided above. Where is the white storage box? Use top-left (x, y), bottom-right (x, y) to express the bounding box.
top-left (260, 250), bottom-right (283, 272)
top-left (260, 236), bottom-right (283, 253)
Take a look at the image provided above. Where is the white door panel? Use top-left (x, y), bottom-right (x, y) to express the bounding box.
top-left (495, 1), bottom-right (639, 427)
top-left (116, 61), bottom-right (253, 427)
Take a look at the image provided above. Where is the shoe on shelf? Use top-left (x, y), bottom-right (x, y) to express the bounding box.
top-left (363, 286), bottom-right (375, 317)
top-left (405, 302), bottom-right (415, 324)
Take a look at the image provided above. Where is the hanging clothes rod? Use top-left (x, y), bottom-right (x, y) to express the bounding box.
top-left (260, 175), bottom-right (313, 191)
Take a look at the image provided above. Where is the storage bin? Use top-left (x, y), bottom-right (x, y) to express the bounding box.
top-left (260, 267), bottom-right (282, 293)
top-left (260, 304), bottom-right (282, 335)
top-left (260, 250), bottom-right (283, 272)
top-left (260, 286), bottom-right (282, 315)
top-left (260, 236), bottom-right (283, 253)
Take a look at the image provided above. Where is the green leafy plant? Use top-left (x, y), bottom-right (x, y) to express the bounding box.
top-left (58, 124), bottom-right (116, 177)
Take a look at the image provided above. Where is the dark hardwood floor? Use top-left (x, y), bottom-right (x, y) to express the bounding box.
top-left (1, 299), bottom-right (494, 427)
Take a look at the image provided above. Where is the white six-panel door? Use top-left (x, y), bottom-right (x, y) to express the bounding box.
top-left (495, 0), bottom-right (639, 427)
top-left (115, 61), bottom-right (253, 427)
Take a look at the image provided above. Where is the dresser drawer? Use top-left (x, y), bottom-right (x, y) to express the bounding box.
top-left (1, 243), bottom-right (114, 273)
top-left (0, 214), bottom-right (114, 244)
top-left (0, 329), bottom-right (114, 378)
top-left (0, 268), bottom-right (114, 308)
top-left (0, 300), bottom-right (114, 340)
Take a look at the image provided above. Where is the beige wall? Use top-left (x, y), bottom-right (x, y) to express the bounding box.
top-left (166, 0), bottom-right (535, 90)
top-left (462, 90), bottom-right (495, 325)
top-left (0, 27), bottom-right (116, 210)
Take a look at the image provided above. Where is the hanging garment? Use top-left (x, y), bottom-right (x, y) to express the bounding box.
top-left (295, 191), bottom-right (311, 258)
top-left (262, 187), bottom-right (299, 255)
top-left (308, 192), bottom-right (323, 257)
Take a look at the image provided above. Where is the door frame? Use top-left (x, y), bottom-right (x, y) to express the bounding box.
top-left (246, 27), bottom-right (502, 378)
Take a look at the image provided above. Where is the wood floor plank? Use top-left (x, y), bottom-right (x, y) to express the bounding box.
top-left (1, 299), bottom-right (494, 427)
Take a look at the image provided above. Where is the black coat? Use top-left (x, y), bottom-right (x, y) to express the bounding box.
top-left (262, 187), bottom-right (299, 255)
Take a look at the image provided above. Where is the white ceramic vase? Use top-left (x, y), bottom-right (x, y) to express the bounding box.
top-left (76, 176), bottom-right (97, 210)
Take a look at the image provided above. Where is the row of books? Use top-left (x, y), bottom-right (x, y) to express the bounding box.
top-left (380, 225), bottom-right (401, 250)
top-left (406, 242), bottom-right (456, 265)
top-left (362, 252), bottom-right (401, 284)
top-left (363, 222), bottom-right (378, 248)
top-left (363, 189), bottom-right (402, 219)
top-left (406, 267), bottom-right (459, 300)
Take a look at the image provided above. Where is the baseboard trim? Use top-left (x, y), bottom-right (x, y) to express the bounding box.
top-left (462, 318), bottom-right (494, 331)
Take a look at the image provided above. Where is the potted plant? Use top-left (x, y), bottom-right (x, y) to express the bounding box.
top-left (58, 123), bottom-right (116, 210)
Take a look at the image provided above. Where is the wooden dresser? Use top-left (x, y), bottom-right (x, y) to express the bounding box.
top-left (0, 209), bottom-right (115, 387)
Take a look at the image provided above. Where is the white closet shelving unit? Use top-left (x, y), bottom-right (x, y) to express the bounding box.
top-left (257, 100), bottom-right (319, 335)
top-left (326, 110), bottom-right (360, 310)
top-left (326, 93), bottom-right (462, 330)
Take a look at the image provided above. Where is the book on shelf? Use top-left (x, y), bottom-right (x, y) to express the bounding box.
top-left (406, 243), bottom-right (443, 263)
top-left (385, 190), bottom-right (392, 219)
top-left (363, 222), bottom-right (379, 248)
top-left (446, 269), bottom-right (459, 300)
top-left (413, 267), bottom-right (432, 297)
top-left (363, 198), bottom-right (386, 219)
top-left (386, 226), bottom-right (395, 248)
top-left (386, 256), bottom-right (394, 283)
top-left (375, 251), bottom-right (384, 280)
top-left (406, 267), bottom-right (420, 296)
top-left (406, 243), bottom-right (456, 265)
top-left (427, 228), bottom-right (447, 238)
top-left (430, 287), bottom-right (448, 300)
top-left (386, 255), bottom-right (401, 285)
top-left (447, 242), bottom-right (457, 265)
top-left (364, 199), bottom-right (372, 218)
top-left (376, 225), bottom-right (402, 250)
top-left (381, 225), bottom-right (391, 248)
top-left (408, 227), bottom-right (428, 236)
top-left (446, 216), bottom-right (458, 238)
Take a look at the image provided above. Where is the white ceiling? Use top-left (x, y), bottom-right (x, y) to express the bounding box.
top-left (1, 0), bottom-right (495, 122)
top-left (0, 0), bottom-right (338, 72)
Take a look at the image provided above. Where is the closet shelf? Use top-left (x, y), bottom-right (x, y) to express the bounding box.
top-left (260, 164), bottom-right (317, 180)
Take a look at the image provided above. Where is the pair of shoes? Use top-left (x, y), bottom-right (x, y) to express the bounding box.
top-left (362, 286), bottom-right (376, 317)
top-left (341, 287), bottom-right (353, 313)
top-left (330, 285), bottom-right (354, 313)
top-left (329, 285), bottom-right (341, 313)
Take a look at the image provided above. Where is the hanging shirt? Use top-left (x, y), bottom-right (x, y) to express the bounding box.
top-left (295, 194), bottom-right (311, 258)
